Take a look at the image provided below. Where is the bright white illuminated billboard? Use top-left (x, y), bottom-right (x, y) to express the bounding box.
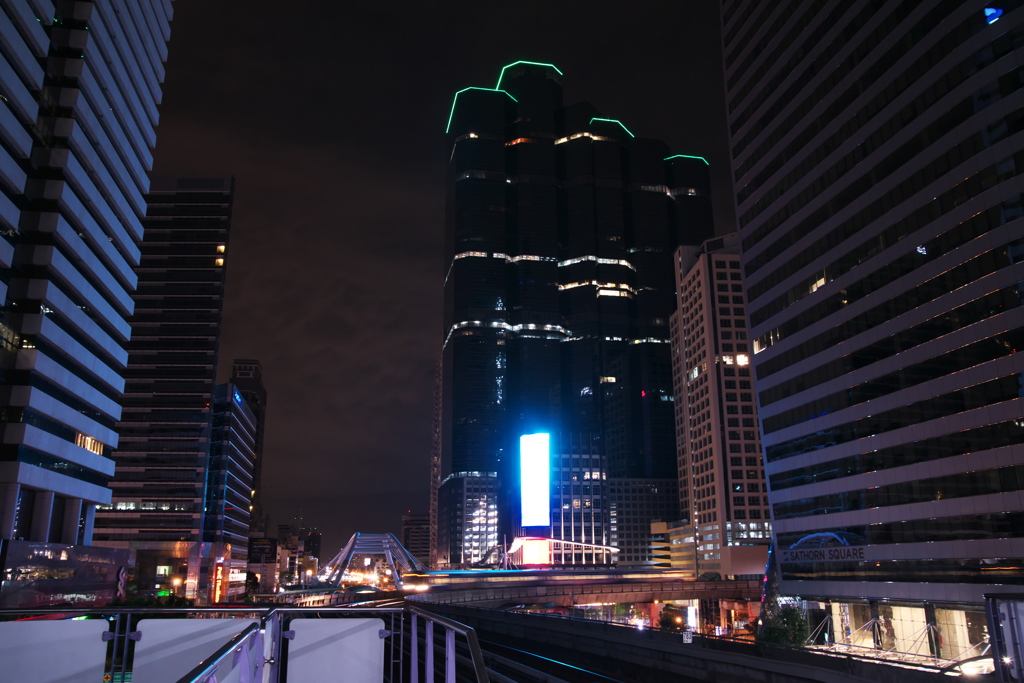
top-left (520, 433), bottom-right (551, 527)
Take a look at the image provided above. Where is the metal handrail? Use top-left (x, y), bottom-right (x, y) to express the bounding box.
top-left (0, 604), bottom-right (491, 683)
top-left (407, 604), bottom-right (490, 683)
top-left (173, 622), bottom-right (260, 683)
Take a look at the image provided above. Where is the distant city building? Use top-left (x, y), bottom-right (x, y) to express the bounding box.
top-left (400, 512), bottom-right (430, 566)
top-left (724, 0), bottom-right (1024, 656)
top-left (436, 472), bottom-right (499, 567)
top-left (608, 478), bottom-right (678, 568)
top-left (0, 1), bottom-right (172, 608)
top-left (439, 61), bottom-right (712, 567)
top-left (669, 234), bottom-right (770, 579)
top-left (93, 178), bottom-right (235, 604)
top-left (303, 529), bottom-right (321, 569)
top-left (231, 359), bottom-right (268, 532)
top-left (276, 520), bottom-right (318, 587)
top-left (205, 382), bottom-right (257, 602)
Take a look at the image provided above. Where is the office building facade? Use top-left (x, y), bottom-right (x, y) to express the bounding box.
top-left (670, 234), bottom-right (770, 578)
top-left (93, 177), bottom-right (234, 603)
top-left (0, 0), bottom-right (173, 607)
top-left (231, 359), bottom-right (268, 533)
top-left (724, 0), bottom-right (1024, 655)
top-left (401, 512), bottom-right (430, 566)
top-left (206, 382), bottom-right (257, 603)
top-left (440, 61), bottom-right (711, 567)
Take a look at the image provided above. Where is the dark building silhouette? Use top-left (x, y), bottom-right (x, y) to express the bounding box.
top-left (724, 0), bottom-right (1024, 655)
top-left (0, 0), bottom-right (172, 608)
top-left (93, 178), bottom-right (235, 603)
top-left (439, 62), bottom-right (712, 567)
top-left (401, 512), bottom-right (430, 566)
top-left (303, 528), bottom-right (321, 564)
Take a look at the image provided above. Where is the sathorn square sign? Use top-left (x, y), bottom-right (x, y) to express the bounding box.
top-left (779, 546), bottom-right (872, 564)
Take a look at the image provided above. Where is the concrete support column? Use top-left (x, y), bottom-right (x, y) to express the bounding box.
top-left (81, 503), bottom-right (95, 545)
top-left (62, 497), bottom-right (82, 544)
top-left (924, 603), bottom-right (940, 658)
top-left (870, 601), bottom-right (882, 650)
top-left (30, 490), bottom-right (54, 542)
top-left (824, 602), bottom-right (835, 644)
top-left (0, 482), bottom-right (19, 540)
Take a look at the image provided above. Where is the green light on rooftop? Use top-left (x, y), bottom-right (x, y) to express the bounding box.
top-left (589, 118), bottom-right (635, 138)
top-left (664, 154), bottom-right (709, 166)
top-left (446, 87), bottom-right (518, 134)
top-left (495, 61), bottom-right (564, 89)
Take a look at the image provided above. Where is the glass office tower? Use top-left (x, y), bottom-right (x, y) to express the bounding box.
top-left (0, 0), bottom-right (173, 607)
top-left (440, 62), bottom-right (712, 567)
top-left (724, 0), bottom-right (1024, 655)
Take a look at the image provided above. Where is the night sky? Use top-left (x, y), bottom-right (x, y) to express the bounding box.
top-left (150, 1), bottom-right (732, 555)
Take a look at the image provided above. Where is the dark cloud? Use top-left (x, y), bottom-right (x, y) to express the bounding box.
top-left (152, 0), bottom-right (729, 553)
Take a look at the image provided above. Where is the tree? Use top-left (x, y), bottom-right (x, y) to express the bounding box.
top-left (757, 605), bottom-right (808, 646)
top-left (756, 540), bottom-right (808, 646)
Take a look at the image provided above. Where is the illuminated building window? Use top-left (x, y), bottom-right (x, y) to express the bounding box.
top-left (216, 245), bottom-right (225, 253)
top-left (75, 433), bottom-right (104, 455)
top-left (215, 258), bottom-right (224, 266)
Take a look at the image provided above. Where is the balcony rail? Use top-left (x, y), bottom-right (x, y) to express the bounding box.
top-left (0, 604), bottom-right (489, 683)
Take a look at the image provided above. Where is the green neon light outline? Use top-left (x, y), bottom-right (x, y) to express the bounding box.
top-left (664, 154), bottom-right (710, 166)
top-left (495, 61), bottom-right (564, 89)
top-left (446, 87), bottom-right (518, 134)
top-left (589, 117), bottom-right (635, 138)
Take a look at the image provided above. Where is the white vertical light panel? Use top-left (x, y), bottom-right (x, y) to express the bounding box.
top-left (520, 432), bottom-right (551, 527)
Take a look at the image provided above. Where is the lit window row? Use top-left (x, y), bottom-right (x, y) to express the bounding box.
top-left (451, 251), bottom-right (558, 265)
top-left (559, 280), bottom-right (636, 294)
top-left (554, 132), bottom-right (614, 145)
top-left (559, 255), bottom-right (636, 270)
top-left (444, 320), bottom-right (572, 347)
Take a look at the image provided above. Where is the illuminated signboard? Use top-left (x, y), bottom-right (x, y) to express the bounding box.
top-left (520, 433), bottom-right (551, 527)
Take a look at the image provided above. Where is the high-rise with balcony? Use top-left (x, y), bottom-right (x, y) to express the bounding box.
top-left (670, 233), bottom-right (770, 580)
top-left (0, 0), bottom-right (173, 607)
top-left (440, 61), bottom-right (712, 567)
top-left (724, 0), bottom-right (1024, 656)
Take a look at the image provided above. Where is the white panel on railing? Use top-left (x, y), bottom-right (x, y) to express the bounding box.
top-left (0, 620), bottom-right (108, 682)
top-left (132, 618), bottom-right (258, 683)
top-left (287, 618), bottom-right (385, 683)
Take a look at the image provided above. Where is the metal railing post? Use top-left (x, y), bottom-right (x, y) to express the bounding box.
top-left (411, 613), bottom-right (419, 683)
top-left (445, 627), bottom-right (456, 683)
top-left (425, 620), bottom-right (434, 682)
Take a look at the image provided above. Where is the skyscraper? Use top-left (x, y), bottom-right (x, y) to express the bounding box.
top-left (725, 0), bottom-right (1024, 655)
top-left (206, 382), bottom-right (257, 602)
top-left (231, 358), bottom-right (267, 532)
top-left (93, 177), bottom-right (234, 603)
top-left (670, 233), bottom-right (770, 579)
top-left (440, 62), bottom-right (712, 567)
top-left (0, 0), bottom-right (173, 607)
